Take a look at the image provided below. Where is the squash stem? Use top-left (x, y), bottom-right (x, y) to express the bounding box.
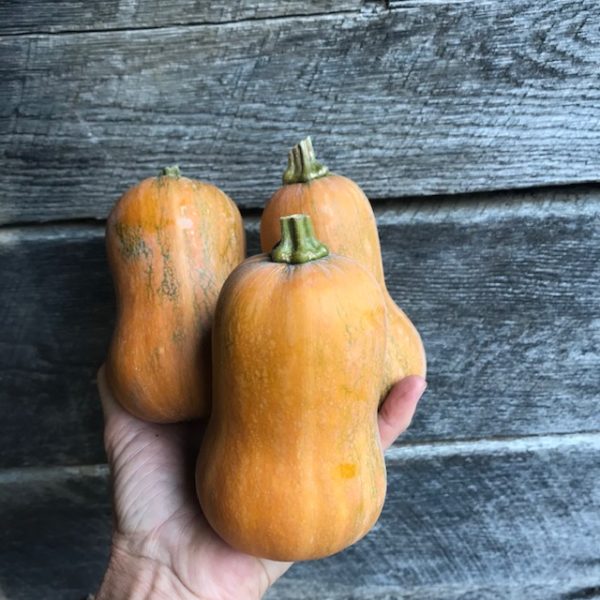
top-left (282, 137), bottom-right (329, 184)
top-left (159, 165), bottom-right (181, 178)
top-left (271, 214), bottom-right (329, 264)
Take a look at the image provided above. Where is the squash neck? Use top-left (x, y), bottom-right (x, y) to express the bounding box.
top-left (282, 137), bottom-right (329, 185)
top-left (271, 214), bottom-right (329, 264)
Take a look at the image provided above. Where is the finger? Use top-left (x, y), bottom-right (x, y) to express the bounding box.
top-left (378, 376), bottom-right (427, 451)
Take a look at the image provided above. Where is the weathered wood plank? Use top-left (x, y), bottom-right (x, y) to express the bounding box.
top-left (379, 189), bottom-right (600, 444)
top-left (0, 0), bottom-right (363, 34)
top-left (0, 189), bottom-right (598, 468)
top-left (0, 465), bottom-right (111, 600)
top-left (0, 435), bottom-right (598, 599)
top-left (1, 1), bottom-right (599, 223)
top-left (0, 225), bottom-right (113, 469)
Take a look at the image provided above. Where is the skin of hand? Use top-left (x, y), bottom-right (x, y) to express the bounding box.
top-left (96, 366), bottom-right (427, 600)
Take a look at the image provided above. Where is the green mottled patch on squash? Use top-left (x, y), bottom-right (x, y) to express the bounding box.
top-left (156, 228), bottom-right (179, 301)
top-left (159, 262), bottom-right (178, 299)
top-left (115, 223), bottom-right (150, 260)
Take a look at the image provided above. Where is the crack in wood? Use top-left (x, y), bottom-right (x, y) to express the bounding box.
top-left (0, 5), bottom-right (364, 38)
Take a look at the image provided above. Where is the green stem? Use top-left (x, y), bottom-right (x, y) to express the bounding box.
top-left (159, 165), bottom-right (181, 178)
top-left (271, 214), bottom-right (329, 264)
top-left (282, 137), bottom-right (329, 184)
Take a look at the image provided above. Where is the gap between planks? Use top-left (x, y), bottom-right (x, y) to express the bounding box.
top-left (1, 431), bottom-right (598, 485)
top-left (386, 430), bottom-right (600, 461)
top-left (0, 183), bottom-right (598, 233)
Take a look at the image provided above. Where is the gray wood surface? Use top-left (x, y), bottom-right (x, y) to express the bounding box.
top-left (0, 225), bottom-right (113, 468)
top-left (0, 1), bottom-right (364, 34)
top-left (1, 435), bottom-right (598, 599)
top-left (0, 465), bottom-right (111, 600)
top-left (1, 189), bottom-right (598, 468)
top-left (2, 1), bottom-right (600, 224)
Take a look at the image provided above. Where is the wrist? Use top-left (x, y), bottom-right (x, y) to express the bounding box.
top-left (96, 539), bottom-right (202, 600)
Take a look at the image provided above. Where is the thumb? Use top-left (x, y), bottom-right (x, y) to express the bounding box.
top-left (378, 376), bottom-right (427, 450)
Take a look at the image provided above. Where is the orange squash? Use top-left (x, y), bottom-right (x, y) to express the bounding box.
top-left (197, 214), bottom-right (387, 561)
top-left (105, 166), bottom-right (245, 422)
top-left (260, 138), bottom-right (426, 395)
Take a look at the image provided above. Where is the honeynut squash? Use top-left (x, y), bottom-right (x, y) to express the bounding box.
top-left (197, 214), bottom-right (388, 561)
top-left (261, 138), bottom-right (426, 396)
top-left (105, 166), bottom-right (245, 422)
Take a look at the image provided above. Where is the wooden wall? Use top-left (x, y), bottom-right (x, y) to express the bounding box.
top-left (1, 1), bottom-right (599, 598)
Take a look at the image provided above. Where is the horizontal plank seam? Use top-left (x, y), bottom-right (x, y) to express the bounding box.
top-left (0, 211), bottom-right (258, 233)
top-left (391, 0), bottom-right (484, 6)
top-left (0, 217), bottom-right (107, 231)
top-left (387, 431), bottom-right (600, 463)
top-left (0, 463), bottom-right (109, 484)
top-left (1, 431), bottom-right (598, 484)
top-left (0, 8), bottom-right (365, 40)
top-left (375, 194), bottom-right (600, 225)
top-left (1, 182), bottom-right (599, 232)
top-left (272, 580), bottom-right (600, 597)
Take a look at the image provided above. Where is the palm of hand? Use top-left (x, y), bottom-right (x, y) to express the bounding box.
top-left (98, 367), bottom-right (425, 599)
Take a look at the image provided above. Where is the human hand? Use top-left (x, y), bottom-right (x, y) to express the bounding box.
top-left (95, 366), bottom-right (426, 599)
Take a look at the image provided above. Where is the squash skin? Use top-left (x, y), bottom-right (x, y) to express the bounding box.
top-left (197, 252), bottom-right (387, 561)
top-left (105, 172), bottom-right (245, 422)
top-left (260, 172), bottom-right (426, 394)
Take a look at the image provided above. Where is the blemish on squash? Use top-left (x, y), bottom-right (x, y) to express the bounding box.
top-left (144, 263), bottom-right (154, 298)
top-left (156, 231), bottom-right (179, 301)
top-left (337, 463), bottom-right (357, 479)
top-left (159, 263), bottom-right (179, 300)
top-left (115, 223), bottom-right (150, 260)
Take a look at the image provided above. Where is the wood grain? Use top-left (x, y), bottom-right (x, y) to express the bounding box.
top-left (378, 188), bottom-right (600, 444)
top-left (0, 1), bottom-right (364, 34)
top-left (0, 435), bottom-right (598, 599)
top-left (1, 1), bottom-right (599, 223)
top-left (0, 189), bottom-right (598, 468)
top-left (0, 465), bottom-right (111, 600)
top-left (0, 225), bottom-right (113, 468)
